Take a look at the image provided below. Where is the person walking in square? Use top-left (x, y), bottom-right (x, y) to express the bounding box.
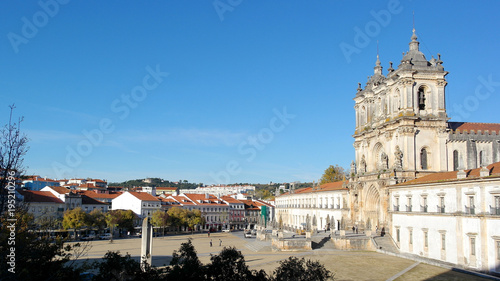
top-left (210, 239), bottom-right (212, 247)
top-left (219, 239), bottom-right (222, 246)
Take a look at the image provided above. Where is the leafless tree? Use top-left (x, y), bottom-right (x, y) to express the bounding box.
top-left (0, 104), bottom-right (29, 215)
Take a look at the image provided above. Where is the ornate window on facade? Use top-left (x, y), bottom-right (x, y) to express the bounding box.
top-left (453, 150), bottom-right (459, 171)
top-left (470, 237), bottom-right (476, 256)
top-left (420, 148), bottom-right (428, 170)
top-left (479, 150), bottom-right (486, 167)
top-left (497, 240), bottom-right (500, 260)
top-left (418, 86), bottom-right (426, 110)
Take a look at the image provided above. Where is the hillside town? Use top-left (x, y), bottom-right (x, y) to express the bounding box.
top-left (17, 176), bottom-right (274, 233)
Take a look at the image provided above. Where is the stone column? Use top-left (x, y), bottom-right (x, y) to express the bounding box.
top-left (141, 217), bottom-right (153, 271)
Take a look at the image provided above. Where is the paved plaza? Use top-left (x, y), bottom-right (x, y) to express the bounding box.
top-left (73, 232), bottom-right (493, 281)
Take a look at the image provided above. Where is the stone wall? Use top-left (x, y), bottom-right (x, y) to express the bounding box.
top-left (272, 238), bottom-right (312, 252)
top-left (331, 236), bottom-right (376, 251)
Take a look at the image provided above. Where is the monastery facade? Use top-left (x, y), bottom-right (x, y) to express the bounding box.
top-left (275, 29), bottom-right (500, 275)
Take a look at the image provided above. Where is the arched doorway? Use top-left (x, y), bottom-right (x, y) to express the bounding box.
top-left (364, 185), bottom-right (381, 231)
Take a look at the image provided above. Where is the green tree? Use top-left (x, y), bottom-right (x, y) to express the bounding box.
top-left (105, 209), bottom-right (137, 242)
top-left (151, 210), bottom-right (169, 237)
top-left (167, 207), bottom-right (186, 231)
top-left (271, 257), bottom-right (334, 281)
top-left (0, 208), bottom-right (88, 281)
top-left (168, 239), bottom-right (205, 281)
top-left (319, 165), bottom-right (346, 185)
top-left (88, 208), bottom-right (106, 233)
top-left (105, 210), bottom-right (122, 242)
top-left (185, 209), bottom-right (204, 234)
top-left (62, 207), bottom-right (88, 239)
top-left (92, 251), bottom-right (166, 281)
top-left (206, 246), bottom-right (268, 281)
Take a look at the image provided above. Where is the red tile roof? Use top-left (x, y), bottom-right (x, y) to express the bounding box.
top-left (78, 190), bottom-right (122, 199)
top-left (170, 196), bottom-right (195, 205)
top-left (279, 181), bottom-right (348, 196)
top-left (448, 122), bottom-right (500, 134)
top-left (396, 162), bottom-right (500, 186)
top-left (128, 191), bottom-right (159, 201)
top-left (48, 186), bottom-right (71, 194)
top-left (221, 196), bottom-right (244, 204)
top-left (81, 195), bottom-right (108, 205)
top-left (20, 190), bottom-right (64, 204)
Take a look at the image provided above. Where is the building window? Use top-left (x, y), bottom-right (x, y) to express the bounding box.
top-left (406, 197), bottom-right (412, 212)
top-left (394, 197), bottom-right (400, 212)
top-left (453, 150), bottom-right (459, 171)
top-left (420, 148), bottom-right (428, 170)
top-left (409, 229), bottom-right (413, 245)
top-left (467, 196), bottom-right (475, 215)
top-left (424, 231), bottom-right (428, 248)
top-left (479, 151), bottom-right (485, 167)
top-left (493, 196), bottom-right (500, 215)
top-left (471, 237), bottom-right (476, 256)
top-left (421, 196), bottom-right (428, 212)
top-left (418, 87), bottom-right (426, 110)
top-left (439, 197), bottom-right (445, 213)
top-left (441, 233), bottom-right (446, 250)
top-left (396, 228), bottom-right (400, 242)
top-left (497, 241), bottom-right (500, 260)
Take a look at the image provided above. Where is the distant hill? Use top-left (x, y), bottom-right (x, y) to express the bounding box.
top-left (109, 178), bottom-right (199, 189)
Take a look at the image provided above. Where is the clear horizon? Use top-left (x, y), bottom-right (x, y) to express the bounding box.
top-left (2, 1), bottom-right (500, 184)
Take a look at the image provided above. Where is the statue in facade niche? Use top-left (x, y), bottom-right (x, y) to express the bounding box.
top-left (394, 146), bottom-right (403, 169)
top-left (350, 160), bottom-right (356, 175)
top-left (381, 152), bottom-right (389, 170)
top-left (360, 156), bottom-right (367, 173)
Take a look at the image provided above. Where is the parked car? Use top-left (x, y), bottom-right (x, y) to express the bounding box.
top-left (251, 229), bottom-right (256, 235)
top-left (222, 229), bottom-right (230, 233)
top-left (81, 234), bottom-right (96, 241)
top-left (244, 232), bottom-right (252, 238)
top-left (99, 233), bottom-right (112, 240)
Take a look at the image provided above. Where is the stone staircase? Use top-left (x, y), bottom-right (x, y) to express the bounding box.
top-left (311, 235), bottom-right (335, 250)
top-left (373, 235), bottom-right (399, 253)
top-left (245, 240), bottom-right (271, 252)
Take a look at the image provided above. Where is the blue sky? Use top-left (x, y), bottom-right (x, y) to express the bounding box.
top-left (1, 1), bottom-right (499, 184)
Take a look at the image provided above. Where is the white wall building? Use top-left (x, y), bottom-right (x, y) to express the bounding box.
top-left (390, 163), bottom-right (500, 273)
top-left (275, 181), bottom-right (349, 231)
top-left (112, 191), bottom-right (161, 218)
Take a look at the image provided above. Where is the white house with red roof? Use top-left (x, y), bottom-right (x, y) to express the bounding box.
top-left (20, 190), bottom-right (65, 219)
top-left (389, 162), bottom-right (500, 274)
top-left (112, 191), bottom-right (161, 218)
top-left (175, 193), bottom-right (230, 231)
top-left (41, 186), bottom-right (83, 211)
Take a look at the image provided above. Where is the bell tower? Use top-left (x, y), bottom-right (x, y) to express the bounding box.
top-left (349, 28), bottom-right (449, 230)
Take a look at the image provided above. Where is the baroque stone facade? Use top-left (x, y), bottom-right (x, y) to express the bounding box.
top-left (275, 28), bottom-right (500, 274)
top-left (349, 29), bottom-right (500, 231)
